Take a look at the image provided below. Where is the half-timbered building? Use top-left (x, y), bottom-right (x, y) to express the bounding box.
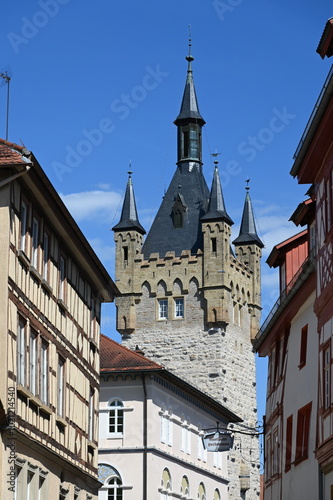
top-left (0, 139), bottom-right (118, 500)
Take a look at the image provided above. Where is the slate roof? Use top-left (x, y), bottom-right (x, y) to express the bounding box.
top-left (201, 165), bottom-right (233, 225)
top-left (100, 334), bottom-right (242, 423)
top-left (112, 172), bottom-right (146, 234)
top-left (141, 164), bottom-right (209, 258)
top-left (233, 189), bottom-right (264, 248)
top-left (174, 55), bottom-right (205, 126)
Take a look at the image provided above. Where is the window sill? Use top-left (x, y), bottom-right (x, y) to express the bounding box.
top-left (30, 265), bottom-right (42, 282)
top-left (57, 298), bottom-right (68, 312)
top-left (41, 279), bottom-right (53, 294)
top-left (17, 385), bottom-right (52, 414)
top-left (87, 440), bottom-right (97, 449)
top-left (56, 415), bottom-right (67, 427)
top-left (18, 250), bottom-right (30, 268)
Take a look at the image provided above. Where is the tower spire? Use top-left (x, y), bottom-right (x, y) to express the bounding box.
top-left (232, 180), bottom-right (264, 247)
top-left (174, 32), bottom-right (205, 126)
top-left (112, 169), bottom-right (145, 234)
top-left (201, 155), bottom-right (233, 225)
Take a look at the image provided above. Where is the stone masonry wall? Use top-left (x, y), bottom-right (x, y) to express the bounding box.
top-left (122, 273), bottom-right (261, 499)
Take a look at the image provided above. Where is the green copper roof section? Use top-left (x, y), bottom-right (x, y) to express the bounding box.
top-left (112, 171), bottom-right (146, 234)
top-left (232, 186), bottom-right (264, 248)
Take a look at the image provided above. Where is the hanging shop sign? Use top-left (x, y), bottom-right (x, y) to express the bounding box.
top-left (202, 430), bottom-right (234, 452)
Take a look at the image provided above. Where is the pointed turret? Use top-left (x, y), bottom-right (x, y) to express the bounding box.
top-left (112, 171), bottom-right (145, 235)
top-left (173, 39), bottom-right (205, 165)
top-left (174, 53), bottom-right (205, 126)
top-left (141, 47), bottom-right (209, 259)
top-left (233, 182), bottom-right (263, 339)
top-left (112, 171), bottom-right (145, 335)
top-left (201, 161), bottom-right (233, 225)
top-left (232, 183), bottom-right (264, 248)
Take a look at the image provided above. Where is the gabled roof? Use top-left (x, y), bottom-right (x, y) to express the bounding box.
top-left (100, 334), bottom-right (241, 423)
top-left (201, 164), bottom-right (233, 225)
top-left (112, 171), bottom-right (145, 234)
top-left (232, 188), bottom-right (264, 248)
top-left (289, 198), bottom-right (315, 227)
top-left (266, 229), bottom-right (308, 268)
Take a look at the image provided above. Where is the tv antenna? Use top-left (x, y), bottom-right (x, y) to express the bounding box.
top-left (0, 67), bottom-right (12, 141)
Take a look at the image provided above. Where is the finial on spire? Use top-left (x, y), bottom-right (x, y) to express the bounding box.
top-left (128, 160), bottom-right (132, 178)
top-left (211, 151), bottom-right (221, 169)
top-left (186, 24), bottom-right (194, 65)
top-left (245, 178), bottom-right (250, 191)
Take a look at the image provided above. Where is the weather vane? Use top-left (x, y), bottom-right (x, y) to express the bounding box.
top-left (211, 150), bottom-right (221, 166)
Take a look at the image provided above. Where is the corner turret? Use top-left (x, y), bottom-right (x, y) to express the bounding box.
top-left (201, 159), bottom-right (233, 326)
top-left (112, 171), bottom-right (145, 335)
top-left (233, 182), bottom-right (263, 339)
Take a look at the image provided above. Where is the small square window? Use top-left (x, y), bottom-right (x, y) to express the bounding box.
top-left (174, 298), bottom-right (184, 318)
top-left (158, 299), bottom-right (168, 320)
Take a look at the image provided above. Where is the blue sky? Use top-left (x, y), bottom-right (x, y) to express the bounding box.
top-left (1, 0), bottom-right (332, 440)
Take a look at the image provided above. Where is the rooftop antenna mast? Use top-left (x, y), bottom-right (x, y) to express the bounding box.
top-left (0, 70), bottom-right (11, 141)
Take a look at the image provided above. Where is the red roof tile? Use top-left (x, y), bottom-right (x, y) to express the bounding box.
top-left (100, 334), bottom-right (163, 372)
top-left (0, 138), bottom-right (31, 166)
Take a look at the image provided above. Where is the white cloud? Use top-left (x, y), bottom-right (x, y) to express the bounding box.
top-left (60, 190), bottom-right (123, 223)
top-left (87, 237), bottom-right (115, 265)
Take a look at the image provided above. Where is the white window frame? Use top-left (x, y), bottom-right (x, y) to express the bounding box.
top-left (43, 232), bottom-right (49, 281)
top-left (57, 355), bottom-right (65, 417)
top-left (158, 299), bottom-right (168, 320)
top-left (59, 256), bottom-right (66, 301)
top-left (40, 340), bottom-right (48, 404)
top-left (88, 387), bottom-right (94, 441)
top-left (20, 201), bottom-right (27, 252)
top-left (17, 318), bottom-right (26, 386)
top-left (107, 476), bottom-right (123, 500)
top-left (29, 329), bottom-right (38, 395)
top-left (108, 399), bottom-right (124, 435)
top-left (31, 217), bottom-right (39, 270)
top-left (174, 297), bottom-right (184, 318)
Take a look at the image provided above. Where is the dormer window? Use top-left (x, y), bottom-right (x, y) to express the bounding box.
top-left (172, 194), bottom-right (187, 228)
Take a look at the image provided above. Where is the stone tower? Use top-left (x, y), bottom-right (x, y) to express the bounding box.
top-left (113, 50), bottom-right (263, 499)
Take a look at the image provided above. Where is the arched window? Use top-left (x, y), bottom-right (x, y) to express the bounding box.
top-left (108, 477), bottom-right (122, 500)
top-left (160, 468), bottom-right (172, 499)
top-left (108, 400), bottom-right (124, 435)
top-left (180, 475), bottom-right (189, 497)
top-left (213, 488), bottom-right (221, 500)
top-left (98, 465), bottom-right (123, 500)
top-left (197, 482), bottom-right (206, 500)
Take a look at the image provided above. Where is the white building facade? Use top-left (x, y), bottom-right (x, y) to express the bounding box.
top-left (98, 335), bottom-right (242, 500)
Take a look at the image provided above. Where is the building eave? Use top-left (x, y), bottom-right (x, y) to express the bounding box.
top-left (0, 139), bottom-right (119, 301)
top-left (291, 64), bottom-right (333, 181)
